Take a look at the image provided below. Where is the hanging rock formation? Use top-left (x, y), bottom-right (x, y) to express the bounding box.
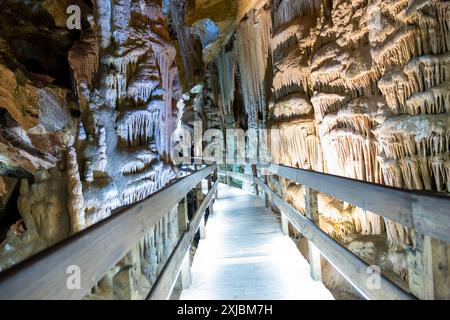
top-left (0, 0), bottom-right (449, 300)
top-left (183, 0), bottom-right (449, 297)
top-left (0, 0), bottom-right (183, 298)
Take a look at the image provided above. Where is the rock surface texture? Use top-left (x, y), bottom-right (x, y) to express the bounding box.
top-left (0, 0), bottom-right (182, 299)
top-left (0, 0), bottom-right (449, 300)
top-left (182, 0), bottom-right (449, 298)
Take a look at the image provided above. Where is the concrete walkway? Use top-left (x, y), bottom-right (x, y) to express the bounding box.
top-left (180, 184), bottom-right (334, 300)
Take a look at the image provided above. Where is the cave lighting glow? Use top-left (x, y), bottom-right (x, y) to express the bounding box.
top-left (182, 184), bottom-right (334, 300)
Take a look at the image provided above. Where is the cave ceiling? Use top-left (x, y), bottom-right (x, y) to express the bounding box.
top-left (184, 0), bottom-right (267, 63)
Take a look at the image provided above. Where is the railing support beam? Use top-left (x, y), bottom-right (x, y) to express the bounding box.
top-left (264, 175), bottom-right (270, 208)
top-left (180, 250), bottom-right (192, 289)
top-left (252, 164), bottom-right (259, 196)
top-left (177, 196), bottom-right (191, 289)
top-left (408, 232), bottom-right (450, 299)
top-left (281, 211), bottom-right (289, 235)
top-left (305, 187), bottom-right (322, 282)
top-left (178, 196), bottom-right (189, 236)
top-left (199, 216), bottom-right (206, 240)
top-left (196, 179), bottom-right (206, 239)
top-left (0, 165), bottom-right (217, 300)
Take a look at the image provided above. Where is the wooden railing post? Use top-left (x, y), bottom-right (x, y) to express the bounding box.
top-left (177, 196), bottom-right (191, 289)
top-left (252, 164), bottom-right (259, 196)
top-left (180, 251), bottom-right (192, 290)
top-left (178, 196), bottom-right (189, 235)
top-left (196, 179), bottom-right (206, 239)
top-left (264, 175), bottom-right (270, 208)
top-left (305, 187), bottom-right (322, 282)
top-left (207, 175), bottom-right (212, 191)
top-left (214, 169), bottom-right (219, 199)
top-left (407, 231), bottom-right (450, 299)
top-left (281, 211), bottom-right (289, 235)
top-left (207, 175), bottom-right (214, 215)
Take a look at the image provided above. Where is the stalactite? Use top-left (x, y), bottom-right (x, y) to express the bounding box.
top-left (384, 219), bottom-right (412, 249)
top-left (271, 24), bottom-right (300, 55)
top-left (272, 0), bottom-right (321, 29)
top-left (320, 216), bottom-right (356, 242)
top-left (401, 1), bottom-right (450, 55)
top-left (234, 3), bottom-right (271, 127)
top-left (405, 81), bottom-right (450, 115)
top-left (121, 162), bottom-right (175, 205)
top-left (271, 121), bottom-right (323, 171)
top-left (120, 150), bottom-right (158, 175)
top-left (117, 110), bottom-right (159, 146)
top-left (216, 46), bottom-right (237, 115)
top-left (139, 205), bottom-right (177, 288)
top-left (170, 0), bottom-right (201, 86)
top-left (127, 53), bottom-right (160, 102)
top-left (322, 131), bottom-right (382, 183)
top-left (271, 93), bottom-right (313, 120)
top-left (379, 52), bottom-right (450, 114)
top-left (311, 93), bottom-right (348, 119)
top-left (273, 64), bottom-right (312, 99)
top-left (353, 209), bottom-right (384, 236)
top-left (371, 27), bottom-right (417, 74)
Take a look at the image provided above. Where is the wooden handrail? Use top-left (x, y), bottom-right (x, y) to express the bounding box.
top-left (268, 164), bottom-right (450, 243)
top-left (147, 180), bottom-right (219, 300)
top-left (1, 157), bottom-right (448, 300)
top-left (254, 177), bottom-right (413, 300)
top-left (0, 165), bottom-right (217, 300)
top-left (218, 170), bottom-right (253, 182)
top-left (223, 163), bottom-right (450, 243)
top-left (220, 164), bottom-right (450, 299)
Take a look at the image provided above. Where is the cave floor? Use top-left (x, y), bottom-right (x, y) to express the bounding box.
top-left (180, 184), bottom-right (334, 300)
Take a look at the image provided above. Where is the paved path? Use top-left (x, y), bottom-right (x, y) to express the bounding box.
top-left (180, 184), bottom-right (334, 300)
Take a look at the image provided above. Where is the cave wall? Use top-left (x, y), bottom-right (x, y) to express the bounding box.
top-left (0, 0), bottom-right (448, 300)
top-left (0, 0), bottom-right (184, 299)
top-left (266, 0), bottom-right (449, 281)
top-left (184, 0), bottom-right (449, 296)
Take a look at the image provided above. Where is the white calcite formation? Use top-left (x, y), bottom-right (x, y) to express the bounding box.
top-left (184, 0), bottom-right (449, 289)
top-left (0, 0), bottom-right (182, 299)
top-left (0, 0), bottom-right (449, 299)
top-left (76, 0), bottom-right (180, 298)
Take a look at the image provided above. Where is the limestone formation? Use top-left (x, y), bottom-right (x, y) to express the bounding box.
top-left (0, 0), bottom-right (182, 298)
top-left (183, 0), bottom-right (449, 292)
top-left (0, 0), bottom-right (449, 300)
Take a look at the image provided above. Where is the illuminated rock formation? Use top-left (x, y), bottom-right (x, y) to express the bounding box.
top-left (0, 0), bottom-right (448, 300)
top-left (0, 0), bottom-right (181, 298)
top-left (183, 0), bottom-right (449, 295)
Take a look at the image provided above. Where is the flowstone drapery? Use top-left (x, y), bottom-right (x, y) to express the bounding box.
top-left (0, 0), bottom-right (182, 298)
top-left (183, 0), bottom-right (449, 297)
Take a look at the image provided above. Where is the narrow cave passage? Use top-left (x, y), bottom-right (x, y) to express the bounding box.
top-left (0, 0), bottom-right (449, 303)
top-left (180, 184), bottom-right (333, 300)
